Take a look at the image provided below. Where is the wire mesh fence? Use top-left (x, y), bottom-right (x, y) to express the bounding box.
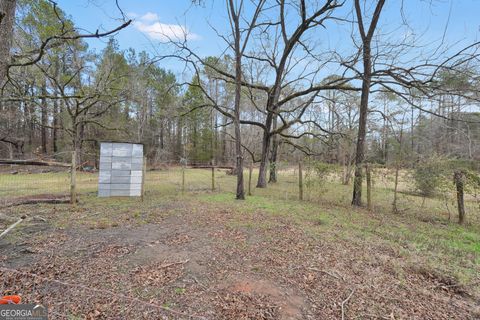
top-left (1, 156), bottom-right (478, 224)
top-left (0, 159), bottom-right (71, 208)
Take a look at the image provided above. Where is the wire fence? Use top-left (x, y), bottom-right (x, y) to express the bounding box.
top-left (1, 159), bottom-right (479, 319)
top-left (1, 156), bottom-right (479, 223)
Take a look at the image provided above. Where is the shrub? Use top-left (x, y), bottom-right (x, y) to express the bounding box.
top-left (413, 159), bottom-right (447, 197)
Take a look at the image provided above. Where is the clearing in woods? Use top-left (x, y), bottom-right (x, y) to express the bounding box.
top-left (0, 168), bottom-right (479, 319)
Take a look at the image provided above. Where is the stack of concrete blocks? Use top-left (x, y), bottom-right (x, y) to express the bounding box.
top-left (98, 142), bottom-right (144, 197)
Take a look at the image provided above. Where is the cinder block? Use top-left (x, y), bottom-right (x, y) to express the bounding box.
top-left (131, 171), bottom-right (142, 177)
top-left (132, 144), bottom-right (143, 157)
top-left (111, 176), bottom-right (131, 184)
top-left (110, 189), bottom-right (131, 196)
top-left (130, 189), bottom-right (141, 196)
top-left (111, 170), bottom-right (131, 177)
top-left (112, 143), bottom-right (133, 157)
top-left (100, 143), bottom-right (113, 156)
top-left (98, 174), bottom-right (111, 184)
top-left (110, 184), bottom-right (131, 190)
top-left (130, 176), bottom-right (142, 184)
top-left (98, 189), bottom-right (110, 197)
top-left (98, 183), bottom-right (111, 191)
top-left (99, 162), bottom-right (112, 170)
top-left (112, 162), bottom-right (131, 170)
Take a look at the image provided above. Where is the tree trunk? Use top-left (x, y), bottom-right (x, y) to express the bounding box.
top-left (352, 0), bottom-right (385, 206)
top-left (0, 0), bottom-right (16, 89)
top-left (175, 116), bottom-right (182, 160)
top-left (351, 47), bottom-right (371, 206)
top-left (268, 115), bottom-right (279, 183)
top-left (41, 81), bottom-right (48, 154)
top-left (52, 98), bottom-right (59, 153)
top-left (257, 112), bottom-right (273, 188)
top-left (229, 0), bottom-right (245, 200)
top-left (454, 170), bottom-right (466, 224)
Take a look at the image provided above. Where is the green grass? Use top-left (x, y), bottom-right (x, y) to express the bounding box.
top-left (1, 166), bottom-right (479, 290)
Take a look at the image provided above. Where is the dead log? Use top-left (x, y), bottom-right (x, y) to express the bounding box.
top-left (2, 198), bottom-right (71, 208)
top-left (0, 159), bottom-right (70, 167)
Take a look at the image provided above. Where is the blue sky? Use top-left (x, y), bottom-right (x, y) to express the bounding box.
top-left (55, 0), bottom-right (480, 73)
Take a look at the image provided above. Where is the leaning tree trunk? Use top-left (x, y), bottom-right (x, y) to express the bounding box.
top-left (0, 0), bottom-right (16, 91)
top-left (454, 170), bottom-right (466, 224)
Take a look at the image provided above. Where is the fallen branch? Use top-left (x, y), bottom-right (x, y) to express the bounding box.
top-left (0, 159), bottom-right (70, 167)
top-left (0, 216), bottom-right (26, 239)
top-left (159, 259), bottom-right (190, 269)
top-left (341, 289), bottom-right (355, 320)
top-left (2, 198), bottom-right (70, 208)
top-left (307, 267), bottom-right (345, 281)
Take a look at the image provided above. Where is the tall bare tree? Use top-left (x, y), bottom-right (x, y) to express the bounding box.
top-left (351, 0), bottom-right (385, 206)
top-left (226, 0), bottom-right (265, 199)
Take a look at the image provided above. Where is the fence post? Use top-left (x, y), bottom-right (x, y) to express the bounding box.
top-left (298, 162), bottom-right (303, 201)
top-left (248, 164), bottom-right (253, 196)
top-left (454, 170), bottom-right (466, 224)
top-left (211, 166), bottom-right (215, 191)
top-left (141, 156), bottom-right (146, 201)
top-left (181, 165), bottom-right (185, 194)
top-left (366, 164), bottom-right (372, 210)
top-left (70, 150), bottom-right (77, 205)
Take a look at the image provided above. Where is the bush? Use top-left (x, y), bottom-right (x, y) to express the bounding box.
top-left (413, 159), bottom-right (447, 197)
top-left (304, 161), bottom-right (336, 194)
top-left (413, 158), bottom-right (480, 198)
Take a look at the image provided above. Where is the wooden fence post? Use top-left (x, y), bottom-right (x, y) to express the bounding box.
top-left (70, 150), bottom-right (77, 205)
top-left (181, 165), bottom-right (185, 194)
top-left (454, 170), bottom-right (466, 224)
top-left (248, 164), bottom-right (253, 196)
top-left (366, 164), bottom-right (372, 210)
top-left (211, 167), bottom-right (215, 191)
top-left (298, 162), bottom-right (303, 201)
top-left (141, 156), bottom-right (146, 201)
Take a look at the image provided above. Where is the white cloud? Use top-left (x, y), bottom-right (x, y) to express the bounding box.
top-left (140, 12), bottom-right (159, 22)
top-left (131, 12), bottom-right (200, 42)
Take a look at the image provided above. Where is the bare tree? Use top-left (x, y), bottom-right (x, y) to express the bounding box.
top-left (226, 0), bottom-right (266, 199)
top-left (351, 0), bottom-right (385, 206)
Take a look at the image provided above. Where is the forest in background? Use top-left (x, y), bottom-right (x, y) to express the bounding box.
top-left (0, 0), bottom-right (479, 206)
